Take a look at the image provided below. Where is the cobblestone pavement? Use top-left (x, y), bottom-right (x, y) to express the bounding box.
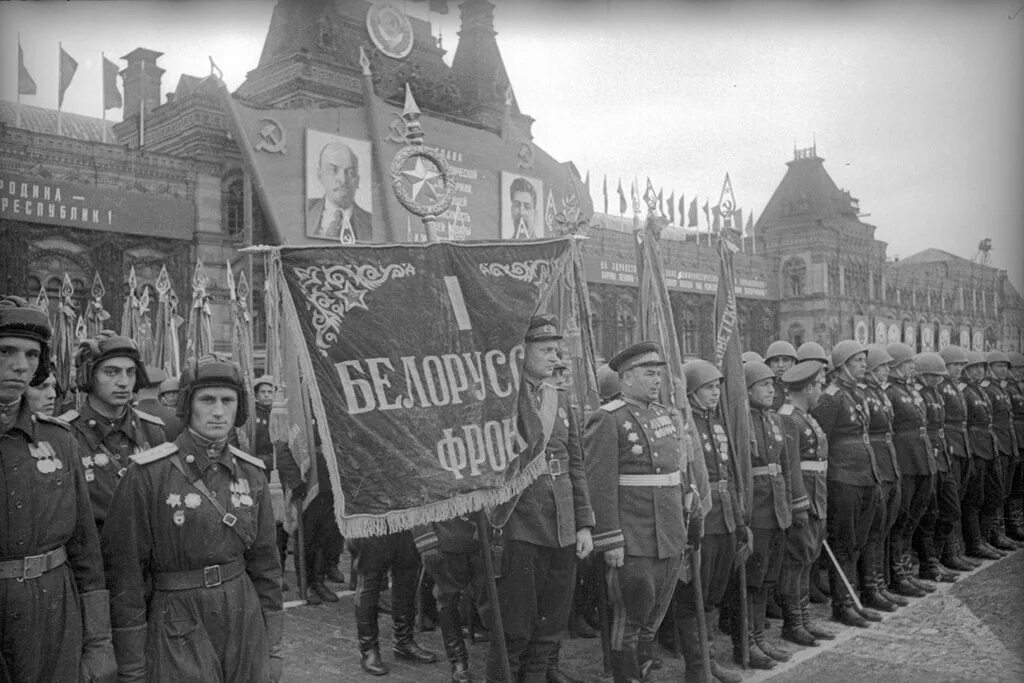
top-left (281, 549), bottom-right (1024, 681)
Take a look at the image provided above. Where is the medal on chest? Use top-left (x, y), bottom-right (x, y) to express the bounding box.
top-left (712, 423), bottom-right (729, 462)
top-left (29, 442), bottom-right (63, 474)
top-left (559, 407), bottom-right (569, 428)
top-left (230, 478), bottom-right (254, 508)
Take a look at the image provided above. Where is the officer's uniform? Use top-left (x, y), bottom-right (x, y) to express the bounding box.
top-left (962, 376), bottom-right (1001, 551)
top-left (252, 400), bottom-right (303, 568)
top-left (67, 400), bottom-right (166, 532)
top-left (810, 374), bottom-right (881, 612)
top-left (914, 381), bottom-right (961, 577)
top-left (1, 399), bottom-right (110, 680)
top-left (938, 375), bottom-right (975, 558)
top-left (886, 375), bottom-right (935, 575)
top-left (102, 425), bottom-right (283, 681)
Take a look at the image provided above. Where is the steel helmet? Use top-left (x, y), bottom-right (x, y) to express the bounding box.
top-left (886, 342), bottom-right (915, 366)
top-left (75, 331), bottom-right (149, 393)
top-left (0, 295), bottom-right (52, 386)
top-left (254, 374), bottom-right (277, 392)
top-left (683, 359), bottom-right (723, 392)
top-left (914, 352), bottom-right (947, 376)
top-left (742, 351), bottom-right (764, 365)
top-left (832, 340), bottom-right (867, 369)
top-left (963, 351), bottom-right (987, 369)
top-left (596, 364), bottom-right (620, 401)
top-left (158, 377), bottom-right (180, 396)
top-left (938, 344), bottom-right (968, 365)
top-left (1008, 351), bottom-right (1024, 369)
top-left (176, 355), bottom-right (249, 428)
top-left (744, 361), bottom-right (775, 388)
top-left (797, 341), bottom-right (829, 365)
top-left (764, 340), bottom-right (798, 362)
top-left (865, 344), bottom-right (894, 372)
top-left (986, 350), bottom-right (1011, 367)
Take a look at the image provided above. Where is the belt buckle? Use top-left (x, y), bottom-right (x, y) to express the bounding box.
top-left (717, 479), bottom-right (729, 492)
top-left (222, 513), bottom-right (238, 528)
top-left (203, 564), bottom-right (222, 588)
top-left (769, 463), bottom-right (780, 476)
top-left (547, 459), bottom-right (566, 477)
top-left (22, 553), bottom-right (46, 580)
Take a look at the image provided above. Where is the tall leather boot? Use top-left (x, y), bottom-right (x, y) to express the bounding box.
top-left (952, 531), bottom-right (983, 568)
top-left (438, 596), bottom-right (472, 682)
top-left (731, 594), bottom-right (776, 670)
top-left (829, 557), bottom-right (868, 628)
top-left (875, 571), bottom-right (908, 608)
top-left (636, 640), bottom-right (662, 680)
top-left (861, 561), bottom-right (898, 613)
top-left (799, 595), bottom-right (835, 640)
top-left (903, 552), bottom-right (937, 593)
top-left (890, 551), bottom-right (926, 598)
top-left (678, 606), bottom-right (705, 683)
top-left (393, 613), bottom-right (438, 664)
top-left (1006, 498), bottom-right (1024, 542)
top-left (751, 591), bottom-right (790, 663)
top-left (780, 595), bottom-right (818, 647)
top-left (990, 510), bottom-right (1022, 550)
top-left (610, 650), bottom-right (643, 683)
top-left (357, 589), bottom-right (388, 676)
top-left (919, 555), bottom-right (958, 583)
top-left (940, 534), bottom-right (977, 572)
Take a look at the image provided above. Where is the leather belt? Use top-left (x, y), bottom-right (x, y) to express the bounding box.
top-left (868, 434), bottom-right (890, 443)
top-left (715, 479), bottom-right (730, 493)
top-left (0, 546), bottom-right (67, 581)
top-left (619, 471), bottom-right (681, 487)
top-left (751, 463), bottom-right (782, 477)
top-left (538, 457), bottom-right (569, 477)
top-left (928, 429), bottom-right (945, 440)
top-left (895, 427), bottom-right (928, 438)
top-left (944, 422), bottom-right (966, 433)
top-left (800, 460), bottom-right (828, 473)
top-left (153, 558), bottom-right (245, 591)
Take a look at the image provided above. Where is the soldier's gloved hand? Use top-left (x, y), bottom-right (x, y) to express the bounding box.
top-left (291, 481), bottom-right (308, 500)
top-left (603, 547), bottom-right (625, 568)
top-left (792, 510), bottom-right (808, 530)
top-left (79, 590), bottom-right (117, 683)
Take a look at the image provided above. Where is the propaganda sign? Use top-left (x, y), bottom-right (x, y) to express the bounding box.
top-left (366, 3), bottom-right (414, 60)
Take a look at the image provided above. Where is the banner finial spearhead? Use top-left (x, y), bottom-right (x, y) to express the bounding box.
top-left (403, 84), bottom-right (421, 118)
top-left (358, 46), bottom-right (371, 77)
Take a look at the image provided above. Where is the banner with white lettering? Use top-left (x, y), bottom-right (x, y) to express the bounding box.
top-left (277, 238), bottom-right (578, 537)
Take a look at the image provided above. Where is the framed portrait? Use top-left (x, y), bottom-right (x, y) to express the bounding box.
top-left (305, 130), bottom-right (374, 243)
top-left (500, 172), bottom-right (544, 240)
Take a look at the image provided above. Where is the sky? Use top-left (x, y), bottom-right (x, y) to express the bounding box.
top-left (3, 0), bottom-right (1022, 291)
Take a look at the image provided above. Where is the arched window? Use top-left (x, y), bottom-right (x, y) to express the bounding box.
top-left (223, 175), bottom-right (245, 238)
top-left (25, 275), bottom-right (42, 302)
top-left (782, 257), bottom-right (806, 297)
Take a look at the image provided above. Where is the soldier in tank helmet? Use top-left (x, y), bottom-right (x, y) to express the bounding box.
top-left (65, 331), bottom-right (167, 532)
top-left (101, 355), bottom-right (284, 682)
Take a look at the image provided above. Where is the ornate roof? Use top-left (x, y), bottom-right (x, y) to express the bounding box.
top-left (756, 146), bottom-right (863, 231)
top-left (0, 101), bottom-right (115, 143)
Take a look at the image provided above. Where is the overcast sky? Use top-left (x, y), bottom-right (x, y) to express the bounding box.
top-left (3, 0), bottom-right (1022, 291)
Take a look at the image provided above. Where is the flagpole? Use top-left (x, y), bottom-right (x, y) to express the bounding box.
top-left (101, 52), bottom-right (108, 144)
top-left (57, 42), bottom-right (63, 137)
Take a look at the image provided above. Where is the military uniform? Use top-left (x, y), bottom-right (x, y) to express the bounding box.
top-left (66, 400), bottom-right (166, 532)
top-left (487, 374), bottom-right (593, 683)
top-left (101, 430), bottom-right (283, 682)
top-left (1, 399), bottom-right (113, 681)
top-left (1003, 375), bottom-right (1024, 539)
top-left (914, 381), bottom-right (961, 579)
top-left (961, 377), bottom-right (1001, 553)
top-left (983, 376), bottom-right (1019, 548)
top-left (252, 402), bottom-right (303, 571)
top-left (938, 376), bottom-right (976, 559)
top-left (810, 374), bottom-right (881, 613)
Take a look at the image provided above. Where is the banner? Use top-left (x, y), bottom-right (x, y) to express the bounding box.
top-left (920, 324), bottom-right (935, 352)
top-left (875, 318), bottom-right (888, 345)
top-left (853, 316), bottom-right (869, 346)
top-left (888, 322), bottom-right (902, 345)
top-left (972, 329), bottom-right (984, 352)
top-left (904, 323), bottom-right (917, 350)
top-left (276, 238), bottom-right (579, 537)
top-left (960, 325), bottom-right (971, 349)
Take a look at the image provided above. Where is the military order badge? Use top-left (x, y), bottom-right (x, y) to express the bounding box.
top-left (366, 3), bottom-right (414, 60)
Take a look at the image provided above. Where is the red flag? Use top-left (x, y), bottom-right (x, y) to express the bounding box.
top-left (602, 175), bottom-right (609, 215)
top-left (103, 55), bottom-right (122, 110)
top-left (617, 179), bottom-right (627, 215)
top-left (667, 191), bottom-right (676, 224)
top-left (642, 178), bottom-right (656, 210)
top-left (58, 45), bottom-right (78, 108)
top-left (701, 200), bottom-right (710, 228)
top-left (657, 188), bottom-right (664, 216)
top-left (688, 198), bottom-right (698, 227)
top-left (18, 40), bottom-right (37, 96)
top-left (714, 229), bottom-right (752, 519)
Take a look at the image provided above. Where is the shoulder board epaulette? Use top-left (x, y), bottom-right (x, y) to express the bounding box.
top-left (56, 409), bottom-right (80, 422)
top-left (34, 412), bottom-right (71, 430)
top-left (131, 441), bottom-right (178, 465)
top-left (134, 409), bottom-right (165, 427)
top-left (778, 404), bottom-right (795, 416)
top-left (651, 400), bottom-right (666, 409)
top-left (981, 380), bottom-right (990, 388)
top-left (601, 399), bottom-right (626, 412)
top-left (958, 382), bottom-right (967, 391)
top-left (824, 385), bottom-right (839, 396)
top-left (229, 445), bottom-right (267, 470)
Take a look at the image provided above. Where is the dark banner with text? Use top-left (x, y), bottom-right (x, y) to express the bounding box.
top-left (277, 238), bottom-right (577, 536)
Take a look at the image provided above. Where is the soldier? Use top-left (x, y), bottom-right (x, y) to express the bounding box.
top-left (777, 360), bottom-right (837, 649)
top-left (732, 362), bottom-right (793, 665)
top-left (584, 341), bottom-right (685, 682)
top-left (151, 376), bottom-right (184, 441)
top-left (859, 345), bottom-right (908, 607)
top-left (1004, 351), bottom-right (1024, 542)
top-left (0, 295), bottom-right (116, 681)
top-left (671, 359), bottom-right (745, 682)
top-left (796, 342), bottom-right (830, 368)
top-left (101, 356), bottom-right (284, 681)
top-left (810, 340), bottom-right (880, 628)
top-left (25, 370), bottom-right (58, 416)
top-left (65, 331), bottom-right (167, 533)
top-left (742, 351), bottom-right (765, 365)
top-left (984, 351), bottom-right (1023, 550)
top-left (764, 340), bottom-right (798, 411)
top-left (912, 352), bottom-right (962, 584)
top-left (960, 352), bottom-right (1006, 559)
top-left (937, 345), bottom-right (984, 568)
top-left (487, 314), bottom-right (593, 683)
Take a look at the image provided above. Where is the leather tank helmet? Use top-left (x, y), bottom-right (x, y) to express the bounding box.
top-left (176, 355), bottom-right (249, 428)
top-left (0, 295), bottom-right (52, 386)
top-left (75, 331), bottom-right (149, 393)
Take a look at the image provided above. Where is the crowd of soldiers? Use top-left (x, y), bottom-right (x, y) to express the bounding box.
top-left (3, 293), bottom-right (1023, 683)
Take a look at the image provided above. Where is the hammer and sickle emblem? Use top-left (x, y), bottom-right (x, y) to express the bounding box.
top-left (253, 118), bottom-right (286, 154)
top-left (386, 114), bottom-right (407, 144)
top-left (516, 143), bottom-right (534, 170)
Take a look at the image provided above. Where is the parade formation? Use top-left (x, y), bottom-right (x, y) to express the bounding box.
top-left (2, 2), bottom-right (1023, 683)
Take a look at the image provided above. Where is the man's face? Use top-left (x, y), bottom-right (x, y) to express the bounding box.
top-left (991, 362), bottom-right (1009, 380)
top-left (692, 380), bottom-right (721, 411)
top-left (804, 378), bottom-right (824, 410)
top-left (158, 390), bottom-right (179, 407)
top-left (0, 337), bottom-right (40, 403)
top-left (869, 363), bottom-right (890, 384)
top-left (965, 364), bottom-right (985, 382)
top-left (748, 378), bottom-right (775, 409)
top-left (844, 352), bottom-right (867, 380)
top-left (921, 373), bottom-right (943, 388)
top-left (190, 386), bottom-right (238, 441)
top-left (767, 356), bottom-right (794, 377)
top-left (92, 357), bottom-right (136, 410)
top-left (318, 144), bottom-right (359, 209)
top-left (524, 340), bottom-right (560, 380)
top-left (26, 373), bottom-right (57, 415)
top-left (510, 190), bottom-right (535, 234)
top-left (256, 385), bottom-right (275, 406)
top-left (947, 362), bottom-right (966, 380)
top-left (1014, 366), bottom-right (1024, 382)
top-left (894, 360), bottom-right (915, 381)
top-left (622, 365), bottom-right (663, 402)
